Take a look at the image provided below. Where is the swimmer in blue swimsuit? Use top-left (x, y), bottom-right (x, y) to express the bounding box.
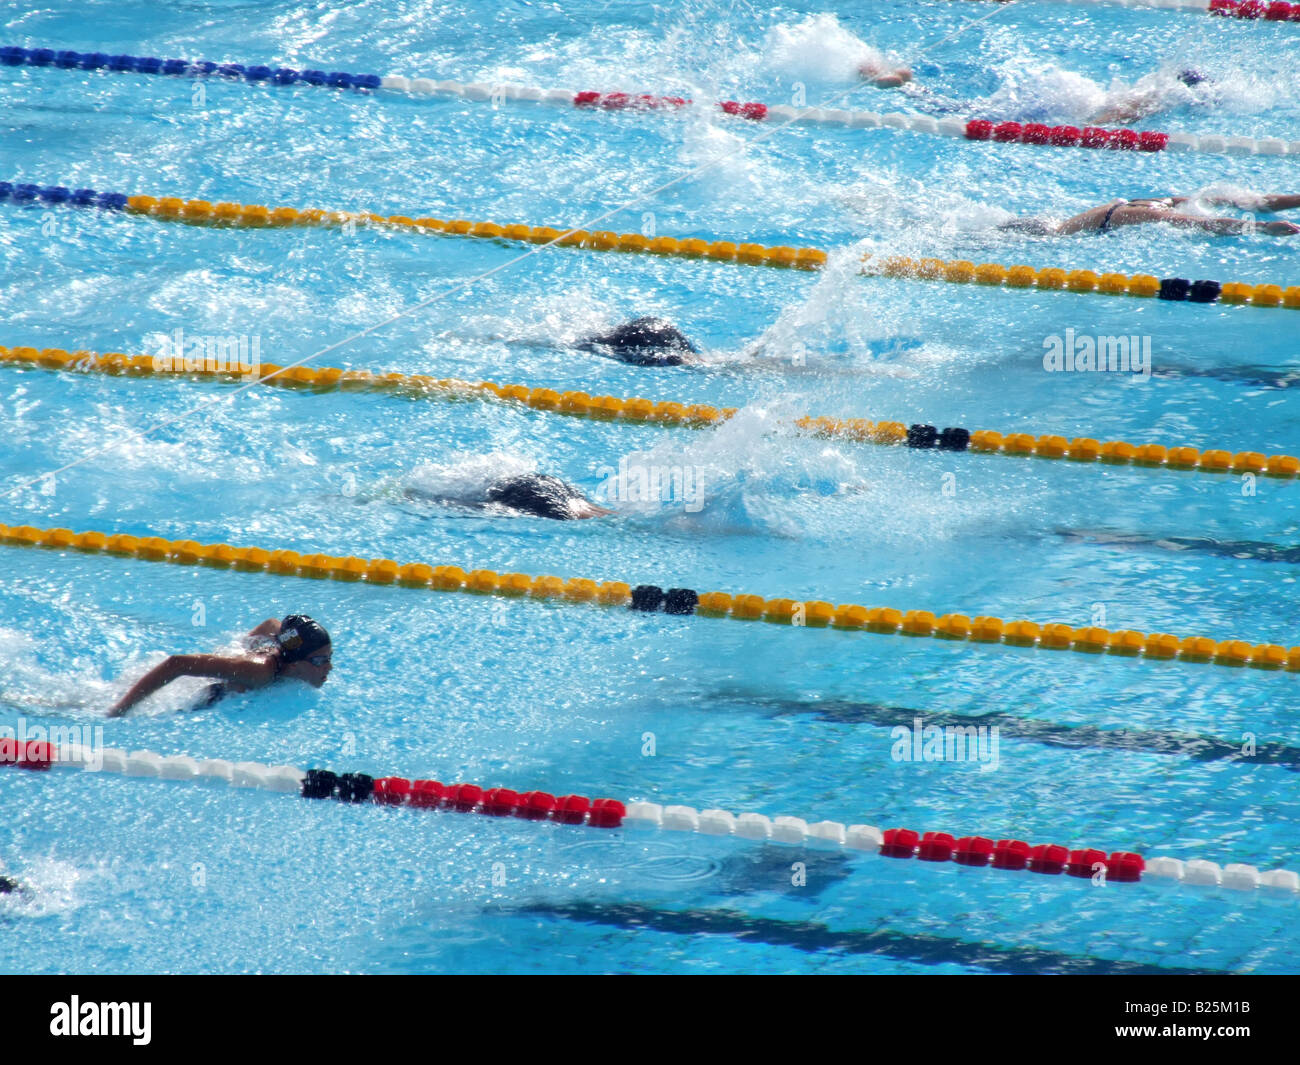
top-left (1001, 192), bottom-right (1300, 237)
top-left (109, 615), bottom-right (332, 715)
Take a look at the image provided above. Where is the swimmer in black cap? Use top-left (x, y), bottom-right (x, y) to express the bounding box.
top-left (485, 473), bottom-right (611, 520)
top-left (576, 317), bottom-right (700, 367)
top-left (108, 615), bottom-right (332, 716)
top-left (405, 464), bottom-right (612, 520)
top-left (1001, 191), bottom-right (1300, 237)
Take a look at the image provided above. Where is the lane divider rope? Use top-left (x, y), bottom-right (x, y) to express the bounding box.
top-left (1, 521), bottom-right (1297, 673)
top-left (859, 252), bottom-right (1300, 309)
top-left (6, 343), bottom-right (1300, 481)
top-left (0, 179), bottom-right (829, 269)
top-left (4, 180), bottom-right (1297, 311)
top-left (3, 739), bottom-right (1295, 896)
top-left (1007, 0), bottom-right (1299, 19)
top-left (6, 45), bottom-right (1300, 158)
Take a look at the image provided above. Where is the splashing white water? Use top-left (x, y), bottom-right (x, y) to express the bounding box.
top-left (0, 854), bottom-right (96, 919)
top-left (0, 626), bottom-right (116, 716)
top-left (763, 14), bottom-right (889, 83)
top-left (404, 452), bottom-right (539, 505)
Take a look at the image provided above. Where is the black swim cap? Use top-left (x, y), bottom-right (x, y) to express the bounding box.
top-left (1177, 69), bottom-right (1208, 87)
top-left (486, 474), bottom-right (585, 520)
top-left (276, 615), bottom-right (331, 662)
top-left (578, 317), bottom-right (698, 366)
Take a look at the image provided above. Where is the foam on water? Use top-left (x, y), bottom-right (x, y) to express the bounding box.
top-left (763, 14), bottom-right (889, 84)
top-left (0, 626), bottom-right (118, 716)
top-left (403, 451), bottom-right (538, 504)
top-left (748, 247), bottom-right (914, 365)
top-left (0, 854), bottom-right (95, 921)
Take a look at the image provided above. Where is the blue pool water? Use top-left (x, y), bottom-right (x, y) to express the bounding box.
top-left (1, 0), bottom-right (1298, 973)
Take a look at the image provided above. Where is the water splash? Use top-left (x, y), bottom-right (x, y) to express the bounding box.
top-left (763, 13), bottom-right (890, 84)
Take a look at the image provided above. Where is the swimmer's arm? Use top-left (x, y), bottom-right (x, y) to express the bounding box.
top-left (1091, 91), bottom-right (1160, 126)
top-left (1161, 213), bottom-right (1264, 235)
top-left (1256, 194), bottom-right (1300, 213)
top-left (241, 618), bottom-right (282, 650)
top-left (1189, 194), bottom-right (1300, 213)
top-left (108, 654), bottom-right (275, 716)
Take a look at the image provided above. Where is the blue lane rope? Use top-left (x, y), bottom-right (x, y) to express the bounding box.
top-left (0, 180), bottom-right (125, 210)
top-left (0, 46), bottom-right (382, 90)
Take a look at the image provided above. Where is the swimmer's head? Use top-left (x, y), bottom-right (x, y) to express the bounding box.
top-left (577, 317), bottom-right (698, 367)
top-left (486, 473), bottom-right (591, 520)
top-left (276, 615), bottom-right (332, 686)
top-left (1177, 69), bottom-right (1208, 87)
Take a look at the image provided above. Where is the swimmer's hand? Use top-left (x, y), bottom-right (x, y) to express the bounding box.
top-left (570, 499), bottom-right (614, 519)
top-left (859, 64), bottom-right (913, 88)
top-left (1260, 220), bottom-right (1300, 236)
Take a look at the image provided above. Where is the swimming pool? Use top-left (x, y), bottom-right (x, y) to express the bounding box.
top-left (1, 0), bottom-right (1298, 974)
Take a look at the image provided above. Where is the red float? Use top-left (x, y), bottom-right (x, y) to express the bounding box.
top-left (880, 827), bottom-right (919, 858)
top-left (482, 787), bottom-right (520, 816)
top-left (448, 783), bottom-right (484, 811)
top-left (553, 794), bottom-right (591, 825)
top-left (518, 790), bottom-right (557, 820)
top-left (409, 779), bottom-right (445, 807)
top-left (1106, 852), bottom-right (1145, 882)
top-left (992, 839), bottom-right (1031, 870)
top-left (1028, 843), bottom-right (1069, 874)
top-left (372, 776), bottom-right (410, 805)
top-left (954, 835), bottom-right (994, 866)
top-left (918, 831), bottom-right (955, 861)
top-left (719, 100), bottom-right (767, 121)
top-left (574, 91), bottom-right (689, 111)
top-left (1067, 848), bottom-right (1109, 878)
top-left (0, 739), bottom-right (52, 769)
top-left (588, 798), bottom-right (627, 828)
